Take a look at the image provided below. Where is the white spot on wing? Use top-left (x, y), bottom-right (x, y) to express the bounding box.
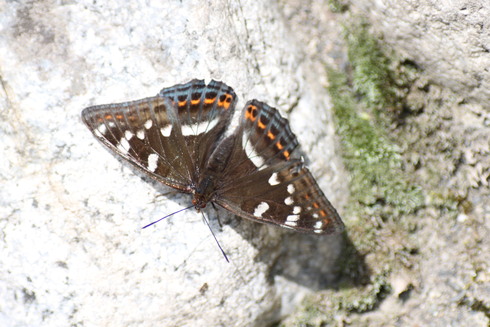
top-left (253, 202), bottom-right (269, 217)
top-left (287, 184), bottom-right (295, 194)
top-left (147, 153), bottom-right (158, 172)
top-left (268, 172), bottom-right (280, 186)
top-left (243, 137), bottom-right (265, 168)
top-left (124, 130), bottom-right (134, 140)
top-left (137, 129), bottom-right (145, 140)
top-left (117, 138), bottom-right (130, 154)
top-left (293, 206), bottom-right (301, 214)
top-left (285, 220), bottom-right (297, 227)
top-left (284, 196), bottom-right (294, 205)
top-left (160, 125), bottom-right (172, 137)
top-left (144, 119), bottom-right (153, 129)
top-left (96, 124), bottom-right (107, 137)
top-left (314, 221), bottom-right (323, 229)
top-left (181, 125), bottom-right (194, 136)
top-left (286, 214), bottom-right (300, 222)
top-left (204, 117), bottom-right (220, 132)
top-left (181, 118), bottom-right (219, 136)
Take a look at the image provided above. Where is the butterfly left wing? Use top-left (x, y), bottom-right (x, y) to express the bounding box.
top-left (81, 80), bottom-right (237, 192)
top-left (158, 80), bottom-right (237, 177)
top-left (213, 100), bottom-right (344, 234)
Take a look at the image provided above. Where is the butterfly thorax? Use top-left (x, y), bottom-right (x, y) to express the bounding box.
top-left (205, 135), bottom-right (236, 173)
top-left (192, 176), bottom-right (216, 210)
top-left (191, 135), bottom-right (237, 210)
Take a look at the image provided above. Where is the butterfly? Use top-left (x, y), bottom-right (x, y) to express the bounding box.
top-left (81, 79), bottom-right (344, 234)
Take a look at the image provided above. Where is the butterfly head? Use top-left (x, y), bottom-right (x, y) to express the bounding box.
top-left (192, 193), bottom-right (209, 211)
top-left (190, 174), bottom-right (219, 211)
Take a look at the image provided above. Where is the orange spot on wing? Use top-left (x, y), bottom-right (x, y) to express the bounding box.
top-left (178, 100), bottom-right (187, 107)
top-left (115, 114), bottom-right (123, 119)
top-left (190, 99), bottom-right (201, 105)
top-left (219, 94), bottom-right (233, 110)
top-left (267, 131), bottom-right (275, 140)
top-left (313, 202), bottom-right (319, 208)
top-left (283, 150), bottom-right (290, 159)
top-left (245, 105), bottom-right (258, 121)
top-left (204, 97), bottom-right (216, 104)
top-left (257, 118), bottom-right (266, 129)
top-left (104, 114), bottom-right (113, 120)
top-left (320, 210), bottom-right (327, 217)
top-left (276, 142), bottom-right (283, 150)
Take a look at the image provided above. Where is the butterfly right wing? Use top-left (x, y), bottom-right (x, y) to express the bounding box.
top-left (214, 100), bottom-right (344, 234)
top-left (81, 80), bottom-right (237, 192)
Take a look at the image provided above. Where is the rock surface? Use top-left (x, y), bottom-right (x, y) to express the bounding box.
top-left (1, 0), bottom-right (489, 326)
top-left (346, 1), bottom-right (490, 326)
top-left (0, 1), bottom-right (345, 326)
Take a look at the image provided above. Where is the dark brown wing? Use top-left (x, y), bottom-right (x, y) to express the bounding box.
top-left (81, 80), bottom-right (237, 192)
top-left (213, 100), bottom-right (344, 234)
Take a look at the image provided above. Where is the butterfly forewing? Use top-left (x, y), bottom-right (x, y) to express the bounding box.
top-left (159, 79), bottom-right (237, 177)
top-left (82, 80), bottom-right (237, 192)
top-left (82, 97), bottom-right (193, 190)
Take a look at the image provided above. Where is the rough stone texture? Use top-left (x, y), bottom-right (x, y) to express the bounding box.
top-left (3, 0), bottom-right (489, 326)
top-left (0, 1), bottom-right (346, 326)
top-left (347, 2), bottom-right (490, 325)
top-left (281, 0), bottom-right (489, 326)
top-left (352, 0), bottom-right (490, 105)
top-left (385, 83), bottom-right (490, 327)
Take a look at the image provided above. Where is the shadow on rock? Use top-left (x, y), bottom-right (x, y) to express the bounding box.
top-left (227, 215), bottom-right (370, 291)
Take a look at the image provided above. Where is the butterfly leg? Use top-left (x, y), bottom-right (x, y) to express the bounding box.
top-left (211, 202), bottom-right (223, 228)
top-left (155, 190), bottom-right (181, 199)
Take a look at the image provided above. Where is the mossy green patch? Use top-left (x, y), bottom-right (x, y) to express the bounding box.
top-left (327, 67), bottom-right (424, 214)
top-left (281, 274), bottom-right (392, 326)
top-left (282, 19), bottom-right (427, 327)
top-left (345, 22), bottom-right (398, 111)
top-left (328, 0), bottom-right (349, 13)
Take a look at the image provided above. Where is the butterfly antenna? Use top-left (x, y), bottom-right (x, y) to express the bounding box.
top-left (142, 205), bottom-right (194, 229)
top-left (201, 211), bottom-right (229, 263)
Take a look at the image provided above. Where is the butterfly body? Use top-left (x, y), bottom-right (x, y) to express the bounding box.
top-left (82, 80), bottom-right (344, 234)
